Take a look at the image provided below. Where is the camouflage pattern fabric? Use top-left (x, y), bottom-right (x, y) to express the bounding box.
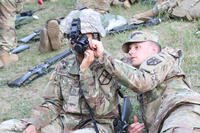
top-left (75, 0), bottom-right (111, 14)
top-left (99, 47), bottom-right (200, 133)
top-left (153, 0), bottom-right (200, 20)
top-left (0, 0), bottom-right (23, 51)
top-left (160, 104), bottom-right (200, 132)
top-left (22, 52), bottom-right (119, 132)
top-left (60, 9), bottom-right (106, 37)
top-left (132, 0), bottom-right (200, 22)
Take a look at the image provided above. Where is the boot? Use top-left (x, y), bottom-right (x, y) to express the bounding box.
top-left (46, 19), bottom-right (62, 50)
top-left (0, 50), bottom-right (18, 68)
top-left (39, 28), bottom-right (52, 53)
top-left (123, 0), bottom-right (131, 9)
top-left (133, 9), bottom-right (156, 19)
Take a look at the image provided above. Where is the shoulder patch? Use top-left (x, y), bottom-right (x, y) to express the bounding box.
top-left (147, 57), bottom-right (162, 65)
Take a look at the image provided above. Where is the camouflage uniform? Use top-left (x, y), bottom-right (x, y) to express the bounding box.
top-left (131, 0), bottom-right (200, 23)
top-left (75, 0), bottom-right (111, 14)
top-left (99, 31), bottom-right (200, 133)
top-left (22, 52), bottom-right (119, 133)
top-left (0, 0), bottom-right (23, 51)
top-left (0, 9), bottom-right (119, 133)
top-left (75, 0), bottom-right (136, 13)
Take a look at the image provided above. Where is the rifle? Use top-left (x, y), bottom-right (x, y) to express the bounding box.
top-left (15, 8), bottom-right (44, 29)
top-left (10, 44), bottom-right (30, 54)
top-left (19, 8), bottom-right (44, 17)
top-left (19, 29), bottom-right (41, 43)
top-left (113, 96), bottom-right (132, 133)
top-left (107, 18), bottom-right (161, 35)
top-left (8, 49), bottom-right (73, 87)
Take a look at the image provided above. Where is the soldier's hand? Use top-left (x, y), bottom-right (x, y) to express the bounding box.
top-left (23, 124), bottom-right (37, 133)
top-left (89, 39), bottom-right (104, 58)
top-left (128, 115), bottom-right (144, 133)
top-left (80, 49), bottom-right (95, 72)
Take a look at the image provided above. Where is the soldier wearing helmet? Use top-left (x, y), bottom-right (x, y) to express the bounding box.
top-left (20, 8), bottom-right (121, 133)
top-left (82, 30), bottom-right (200, 133)
top-left (39, 8), bottom-right (106, 53)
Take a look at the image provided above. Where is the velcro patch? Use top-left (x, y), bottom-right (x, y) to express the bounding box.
top-left (147, 57), bottom-right (162, 65)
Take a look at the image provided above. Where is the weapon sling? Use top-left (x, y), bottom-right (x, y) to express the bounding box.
top-left (77, 75), bottom-right (99, 133)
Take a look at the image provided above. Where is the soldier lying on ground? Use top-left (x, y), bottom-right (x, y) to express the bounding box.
top-left (130, 0), bottom-right (200, 24)
top-left (0, 8), bottom-right (123, 133)
top-left (81, 30), bottom-right (200, 133)
top-left (76, 0), bottom-right (137, 11)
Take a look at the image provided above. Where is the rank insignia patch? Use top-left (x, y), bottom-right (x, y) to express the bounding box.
top-left (147, 57), bottom-right (162, 65)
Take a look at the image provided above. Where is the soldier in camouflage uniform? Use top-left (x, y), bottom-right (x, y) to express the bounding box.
top-left (85, 30), bottom-right (200, 133)
top-left (0, 8), bottom-right (120, 133)
top-left (130, 0), bottom-right (200, 23)
top-left (0, 0), bottom-right (23, 68)
top-left (75, 0), bottom-right (135, 13)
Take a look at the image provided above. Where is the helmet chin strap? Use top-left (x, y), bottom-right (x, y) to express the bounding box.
top-left (92, 33), bottom-right (100, 41)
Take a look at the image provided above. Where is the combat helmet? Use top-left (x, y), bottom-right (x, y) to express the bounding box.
top-left (61, 8), bottom-right (106, 37)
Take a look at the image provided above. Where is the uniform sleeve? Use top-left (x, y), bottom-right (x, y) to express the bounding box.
top-left (100, 51), bottom-right (176, 93)
top-left (152, 0), bottom-right (177, 15)
top-left (28, 62), bottom-right (65, 130)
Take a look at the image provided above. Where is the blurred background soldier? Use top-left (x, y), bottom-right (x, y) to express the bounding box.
top-left (130, 0), bottom-right (200, 23)
top-left (76, 0), bottom-right (136, 13)
top-left (0, 0), bottom-right (23, 68)
top-left (111, 0), bottom-right (138, 9)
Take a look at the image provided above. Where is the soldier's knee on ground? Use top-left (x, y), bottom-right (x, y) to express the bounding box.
top-left (0, 49), bottom-right (18, 69)
top-left (46, 19), bottom-right (62, 51)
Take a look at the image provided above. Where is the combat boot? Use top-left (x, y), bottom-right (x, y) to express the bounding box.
top-left (39, 28), bottom-right (52, 53)
top-left (46, 19), bottom-right (62, 50)
top-left (0, 49), bottom-right (18, 68)
top-left (136, 10), bottom-right (155, 19)
top-left (123, 0), bottom-right (131, 9)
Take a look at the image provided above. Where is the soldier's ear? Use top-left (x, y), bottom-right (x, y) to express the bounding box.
top-left (151, 42), bottom-right (160, 54)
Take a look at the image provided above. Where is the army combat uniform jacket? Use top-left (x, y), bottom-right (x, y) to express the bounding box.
top-left (99, 47), bottom-right (200, 132)
top-left (28, 52), bottom-right (119, 132)
top-left (132, 0), bottom-right (200, 24)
